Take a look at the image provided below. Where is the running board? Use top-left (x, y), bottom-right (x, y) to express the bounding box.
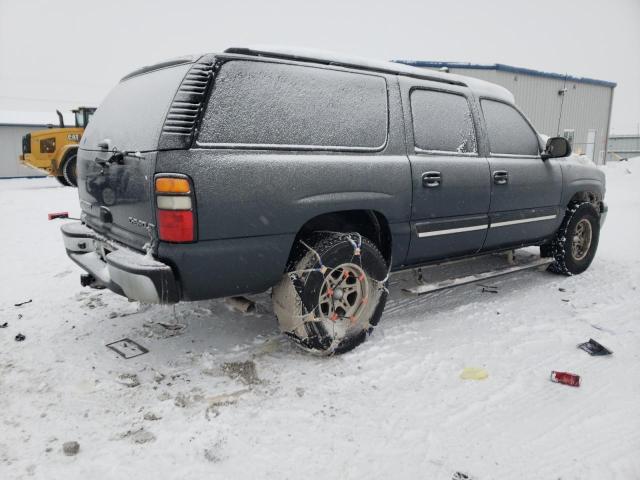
top-left (403, 257), bottom-right (553, 295)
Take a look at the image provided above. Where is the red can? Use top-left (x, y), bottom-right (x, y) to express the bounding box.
top-left (550, 371), bottom-right (580, 387)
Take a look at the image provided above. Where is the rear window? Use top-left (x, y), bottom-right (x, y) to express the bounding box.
top-left (198, 60), bottom-right (388, 150)
top-left (410, 89), bottom-right (477, 154)
top-left (81, 64), bottom-right (191, 151)
top-left (481, 99), bottom-right (540, 156)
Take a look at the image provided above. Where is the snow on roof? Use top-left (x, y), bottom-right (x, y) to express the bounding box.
top-left (0, 110), bottom-right (75, 127)
top-left (394, 61), bottom-right (617, 88)
top-left (224, 46), bottom-right (515, 103)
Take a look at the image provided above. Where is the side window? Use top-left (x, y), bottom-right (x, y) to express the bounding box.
top-left (198, 60), bottom-right (388, 149)
top-left (410, 89), bottom-right (477, 154)
top-left (481, 99), bottom-right (540, 156)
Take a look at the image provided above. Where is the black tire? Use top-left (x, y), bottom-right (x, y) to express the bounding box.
top-left (55, 175), bottom-right (70, 187)
top-left (548, 202), bottom-right (600, 275)
top-left (61, 152), bottom-right (78, 187)
top-left (272, 232), bottom-right (389, 355)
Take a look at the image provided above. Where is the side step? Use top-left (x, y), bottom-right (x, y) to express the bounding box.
top-left (403, 257), bottom-right (553, 295)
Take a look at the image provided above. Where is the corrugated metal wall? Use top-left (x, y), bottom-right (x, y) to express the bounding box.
top-left (608, 135), bottom-right (640, 160)
top-left (438, 68), bottom-right (614, 164)
top-left (0, 125), bottom-right (48, 178)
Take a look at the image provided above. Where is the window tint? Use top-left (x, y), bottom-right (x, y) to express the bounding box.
top-left (410, 89), bottom-right (476, 153)
top-left (481, 99), bottom-right (540, 156)
top-left (198, 61), bottom-right (388, 149)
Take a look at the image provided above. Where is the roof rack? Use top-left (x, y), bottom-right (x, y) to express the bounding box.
top-left (223, 46), bottom-right (467, 87)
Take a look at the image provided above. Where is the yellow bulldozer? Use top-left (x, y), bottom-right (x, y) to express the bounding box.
top-left (19, 106), bottom-right (95, 187)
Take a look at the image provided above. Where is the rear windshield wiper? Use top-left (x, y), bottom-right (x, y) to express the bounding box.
top-left (95, 149), bottom-right (144, 167)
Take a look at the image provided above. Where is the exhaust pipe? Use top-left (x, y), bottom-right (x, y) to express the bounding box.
top-left (56, 110), bottom-right (65, 128)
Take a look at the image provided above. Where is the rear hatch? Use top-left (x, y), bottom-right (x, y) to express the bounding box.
top-left (77, 56), bottom-right (212, 252)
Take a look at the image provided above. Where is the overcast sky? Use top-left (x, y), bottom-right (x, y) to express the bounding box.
top-left (1, 0), bottom-right (638, 133)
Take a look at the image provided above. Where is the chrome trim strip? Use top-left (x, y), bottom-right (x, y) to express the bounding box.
top-left (194, 141), bottom-right (385, 153)
top-left (490, 214), bottom-right (557, 228)
top-left (489, 153), bottom-right (541, 159)
top-left (417, 224), bottom-right (487, 238)
top-left (414, 147), bottom-right (478, 157)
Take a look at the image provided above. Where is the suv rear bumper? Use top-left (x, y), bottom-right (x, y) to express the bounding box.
top-left (61, 222), bottom-right (179, 304)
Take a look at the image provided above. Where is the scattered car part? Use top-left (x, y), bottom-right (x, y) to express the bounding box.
top-left (14, 299), bottom-right (32, 307)
top-left (15, 333), bottom-right (26, 342)
top-left (48, 211), bottom-right (69, 220)
top-left (225, 296), bottom-right (256, 313)
top-left (578, 338), bottom-right (612, 356)
top-left (550, 371), bottom-right (580, 387)
top-left (106, 338), bottom-right (149, 359)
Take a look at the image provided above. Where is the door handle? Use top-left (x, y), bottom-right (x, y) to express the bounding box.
top-left (422, 171), bottom-right (442, 188)
top-left (493, 170), bottom-right (509, 185)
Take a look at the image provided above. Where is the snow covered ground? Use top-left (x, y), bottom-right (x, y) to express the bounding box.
top-left (1, 159), bottom-right (639, 479)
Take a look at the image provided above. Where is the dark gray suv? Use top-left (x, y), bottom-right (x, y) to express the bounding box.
top-left (61, 47), bottom-right (607, 355)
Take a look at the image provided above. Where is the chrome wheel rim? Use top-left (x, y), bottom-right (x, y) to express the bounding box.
top-left (318, 263), bottom-right (369, 324)
top-left (571, 219), bottom-right (592, 261)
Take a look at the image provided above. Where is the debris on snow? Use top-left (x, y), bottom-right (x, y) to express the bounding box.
top-left (578, 338), bottom-right (613, 356)
top-left (62, 441), bottom-right (80, 456)
top-left (47, 211), bottom-right (69, 220)
top-left (106, 338), bottom-right (149, 359)
top-left (460, 367), bottom-right (488, 380)
top-left (222, 360), bottom-right (260, 385)
top-left (225, 296), bottom-right (256, 313)
top-left (480, 286), bottom-right (498, 294)
top-left (452, 472), bottom-right (474, 480)
top-left (0, 322), bottom-right (7, 328)
top-left (142, 320), bottom-right (184, 338)
top-left (14, 299), bottom-right (32, 307)
top-left (117, 427), bottom-right (156, 444)
top-left (205, 389), bottom-right (250, 420)
top-left (116, 373), bottom-right (141, 388)
top-left (143, 412), bottom-right (162, 421)
top-left (550, 371), bottom-right (580, 387)
top-left (14, 333), bottom-right (25, 342)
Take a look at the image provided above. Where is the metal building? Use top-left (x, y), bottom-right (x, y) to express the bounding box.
top-left (0, 111), bottom-right (72, 178)
top-left (607, 134), bottom-right (640, 161)
top-left (395, 61), bottom-right (616, 165)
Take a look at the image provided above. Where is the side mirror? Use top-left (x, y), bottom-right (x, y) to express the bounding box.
top-left (541, 136), bottom-right (571, 160)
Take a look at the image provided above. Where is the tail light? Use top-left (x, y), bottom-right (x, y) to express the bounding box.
top-left (155, 175), bottom-right (196, 243)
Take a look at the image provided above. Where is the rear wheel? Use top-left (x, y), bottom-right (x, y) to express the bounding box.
top-left (61, 152), bottom-right (78, 187)
top-left (272, 232), bottom-right (389, 355)
top-left (548, 202), bottom-right (600, 275)
top-left (55, 176), bottom-right (70, 187)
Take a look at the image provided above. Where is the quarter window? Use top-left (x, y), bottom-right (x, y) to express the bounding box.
top-left (481, 99), bottom-right (539, 156)
top-left (198, 60), bottom-right (388, 150)
top-left (410, 89), bottom-right (477, 154)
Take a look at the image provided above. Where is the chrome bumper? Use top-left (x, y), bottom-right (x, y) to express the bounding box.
top-left (61, 222), bottom-right (179, 304)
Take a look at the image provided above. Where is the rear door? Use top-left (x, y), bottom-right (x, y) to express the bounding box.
top-left (400, 77), bottom-right (491, 264)
top-left (480, 99), bottom-right (563, 250)
top-left (77, 61), bottom-right (197, 251)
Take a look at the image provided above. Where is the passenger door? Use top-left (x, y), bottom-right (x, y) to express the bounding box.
top-left (479, 99), bottom-right (563, 250)
top-left (400, 78), bottom-right (491, 265)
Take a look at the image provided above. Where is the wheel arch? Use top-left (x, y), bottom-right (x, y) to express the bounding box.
top-left (567, 189), bottom-right (604, 213)
top-left (289, 209), bottom-right (392, 267)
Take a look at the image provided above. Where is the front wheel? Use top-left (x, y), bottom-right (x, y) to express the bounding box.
top-left (55, 175), bottom-right (70, 187)
top-left (61, 152), bottom-right (78, 187)
top-left (272, 232), bottom-right (389, 355)
top-left (548, 202), bottom-right (601, 275)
